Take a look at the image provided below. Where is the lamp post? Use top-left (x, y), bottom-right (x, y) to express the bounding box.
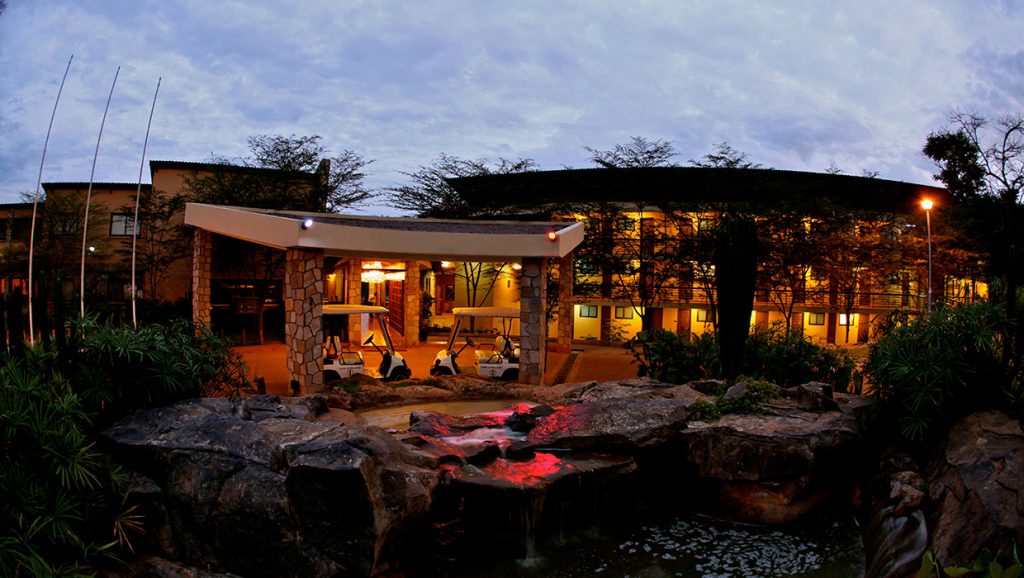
top-left (921, 198), bottom-right (934, 315)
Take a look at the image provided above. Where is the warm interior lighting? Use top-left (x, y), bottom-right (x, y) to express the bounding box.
top-left (838, 313), bottom-right (849, 326)
top-left (441, 261), bottom-right (453, 268)
top-left (362, 261), bottom-right (384, 270)
top-left (512, 263), bottom-right (522, 270)
top-left (920, 199), bottom-right (934, 211)
top-left (326, 273), bottom-right (336, 281)
top-left (361, 270), bottom-right (385, 283)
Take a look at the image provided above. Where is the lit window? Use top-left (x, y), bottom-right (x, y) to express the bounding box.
top-left (807, 313), bottom-right (825, 326)
top-left (838, 313), bottom-right (850, 326)
top-left (614, 306), bottom-right (633, 319)
top-left (109, 214), bottom-right (136, 237)
top-left (579, 305), bottom-right (598, 318)
top-left (696, 309), bottom-right (710, 323)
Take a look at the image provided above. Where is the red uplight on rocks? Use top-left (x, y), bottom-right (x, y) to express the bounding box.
top-left (547, 230), bottom-right (558, 242)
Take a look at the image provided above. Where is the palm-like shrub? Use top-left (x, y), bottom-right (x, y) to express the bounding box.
top-left (626, 329), bottom-right (717, 384)
top-left (866, 302), bottom-right (1010, 443)
top-left (0, 352), bottom-right (130, 577)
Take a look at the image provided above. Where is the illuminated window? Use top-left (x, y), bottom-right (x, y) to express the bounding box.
top-left (579, 305), bottom-right (598, 318)
top-left (614, 306), bottom-right (633, 319)
top-left (807, 312), bottom-right (825, 326)
top-left (696, 309), bottom-right (710, 323)
top-left (838, 313), bottom-right (850, 326)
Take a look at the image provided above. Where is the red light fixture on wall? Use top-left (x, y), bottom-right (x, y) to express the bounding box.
top-left (546, 230), bottom-right (558, 242)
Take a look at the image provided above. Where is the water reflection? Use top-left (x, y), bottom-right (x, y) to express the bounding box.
top-left (356, 399), bottom-right (530, 430)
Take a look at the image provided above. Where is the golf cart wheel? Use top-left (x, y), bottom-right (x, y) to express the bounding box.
top-left (501, 368), bottom-right (519, 381)
top-left (391, 366), bottom-right (412, 381)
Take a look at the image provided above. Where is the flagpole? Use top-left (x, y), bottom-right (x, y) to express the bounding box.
top-left (80, 66), bottom-right (120, 318)
top-left (131, 77), bottom-right (161, 328)
top-left (27, 54), bottom-right (73, 346)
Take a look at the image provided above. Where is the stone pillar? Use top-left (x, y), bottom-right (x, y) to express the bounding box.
top-left (192, 229), bottom-right (212, 328)
top-left (519, 257), bottom-right (547, 385)
top-left (404, 261), bottom-right (421, 346)
top-left (555, 254), bottom-right (574, 352)
top-left (346, 258), bottom-right (363, 346)
top-left (285, 249), bottom-right (324, 395)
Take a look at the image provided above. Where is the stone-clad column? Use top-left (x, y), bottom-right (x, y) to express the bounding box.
top-left (346, 258), bottom-right (363, 346)
top-left (519, 257), bottom-right (547, 385)
top-left (403, 261), bottom-right (422, 346)
top-left (192, 229), bottom-right (212, 328)
top-left (285, 249), bottom-right (324, 395)
top-left (556, 254), bottom-right (574, 352)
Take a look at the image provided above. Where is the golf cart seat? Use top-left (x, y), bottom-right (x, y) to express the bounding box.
top-left (339, 351), bottom-right (363, 365)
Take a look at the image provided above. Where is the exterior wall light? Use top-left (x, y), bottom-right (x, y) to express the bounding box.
top-left (301, 218), bottom-right (314, 230)
top-left (547, 230), bottom-right (558, 242)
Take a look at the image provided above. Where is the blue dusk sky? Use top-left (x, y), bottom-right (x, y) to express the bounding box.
top-left (1, 1), bottom-right (1022, 214)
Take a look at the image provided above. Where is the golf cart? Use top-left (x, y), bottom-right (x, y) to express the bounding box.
top-left (430, 307), bottom-right (520, 380)
top-left (322, 304), bottom-right (412, 382)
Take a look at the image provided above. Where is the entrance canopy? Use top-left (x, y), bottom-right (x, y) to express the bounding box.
top-left (183, 203), bottom-right (583, 261)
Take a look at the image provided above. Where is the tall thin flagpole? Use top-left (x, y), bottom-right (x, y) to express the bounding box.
top-left (80, 66), bottom-right (120, 318)
top-left (131, 77), bottom-right (161, 328)
top-left (27, 54), bottom-right (73, 346)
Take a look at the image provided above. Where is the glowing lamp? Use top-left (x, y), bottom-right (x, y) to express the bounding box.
top-left (301, 218), bottom-right (314, 230)
top-left (920, 199), bottom-right (933, 211)
top-left (546, 230), bottom-right (558, 242)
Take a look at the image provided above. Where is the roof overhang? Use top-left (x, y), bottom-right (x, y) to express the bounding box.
top-left (183, 203), bottom-right (584, 261)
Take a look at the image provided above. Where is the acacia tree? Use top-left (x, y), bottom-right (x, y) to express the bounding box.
top-left (386, 153), bottom-right (536, 218)
top-left (758, 210), bottom-right (821, 335)
top-left (114, 187), bottom-right (189, 302)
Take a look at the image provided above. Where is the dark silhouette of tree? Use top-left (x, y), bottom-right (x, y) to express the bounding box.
top-left (715, 213), bottom-right (758, 383)
top-left (585, 136), bottom-right (677, 168)
top-left (689, 142), bottom-right (762, 169)
top-left (386, 154), bottom-right (536, 218)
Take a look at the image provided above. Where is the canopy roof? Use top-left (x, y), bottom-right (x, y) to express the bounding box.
top-left (322, 304), bottom-right (389, 315)
top-left (184, 203), bottom-right (584, 261)
top-left (452, 306), bottom-right (520, 318)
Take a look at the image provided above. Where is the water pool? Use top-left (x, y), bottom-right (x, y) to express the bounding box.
top-left (356, 399), bottom-right (532, 431)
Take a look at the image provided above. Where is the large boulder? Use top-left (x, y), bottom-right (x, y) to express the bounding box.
top-left (679, 396), bottom-right (864, 524)
top-left (927, 411), bottom-right (1024, 566)
top-left (102, 397), bottom-right (439, 578)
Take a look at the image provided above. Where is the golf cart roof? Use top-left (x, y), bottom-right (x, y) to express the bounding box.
top-left (452, 307), bottom-right (520, 318)
top-left (323, 304), bottom-right (389, 315)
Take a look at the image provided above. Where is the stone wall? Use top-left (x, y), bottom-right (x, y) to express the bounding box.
top-left (519, 257), bottom-right (547, 385)
top-left (191, 229), bottom-right (212, 327)
top-left (285, 249), bottom-right (324, 394)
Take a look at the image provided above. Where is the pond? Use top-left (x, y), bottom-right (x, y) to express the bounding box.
top-left (438, 510), bottom-right (864, 578)
top-left (355, 399), bottom-right (532, 431)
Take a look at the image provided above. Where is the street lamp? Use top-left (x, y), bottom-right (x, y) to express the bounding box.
top-left (921, 198), bottom-right (934, 315)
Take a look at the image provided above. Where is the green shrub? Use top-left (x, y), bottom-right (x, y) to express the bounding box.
top-left (716, 379), bottom-right (780, 415)
top-left (59, 317), bottom-right (249, 428)
top-left (0, 353), bottom-right (137, 577)
top-left (866, 302), bottom-right (1011, 444)
top-left (626, 329), bottom-right (716, 384)
top-left (920, 547), bottom-right (1023, 577)
top-left (744, 325), bottom-right (856, 390)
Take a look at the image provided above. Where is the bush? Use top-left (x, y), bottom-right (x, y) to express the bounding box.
top-left (59, 317), bottom-right (250, 429)
top-left (627, 326), bottom-right (852, 391)
top-left (0, 353), bottom-right (137, 576)
top-left (866, 302), bottom-right (1011, 444)
top-left (744, 325), bottom-right (856, 390)
top-left (625, 329), bottom-right (716, 384)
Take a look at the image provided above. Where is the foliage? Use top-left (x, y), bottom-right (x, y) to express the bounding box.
top-left (585, 136), bottom-right (677, 168)
top-left (625, 329), bottom-right (716, 385)
top-left (744, 325), bottom-right (856, 390)
top-left (919, 547), bottom-right (1023, 578)
top-left (0, 352), bottom-right (135, 576)
top-left (688, 141), bottom-right (762, 169)
top-left (112, 186), bottom-right (190, 302)
top-left (687, 399), bottom-right (721, 421)
top-left (716, 379), bottom-right (780, 415)
top-left (58, 316), bottom-right (249, 428)
top-left (386, 153), bottom-right (537, 218)
top-left (866, 302), bottom-right (1012, 444)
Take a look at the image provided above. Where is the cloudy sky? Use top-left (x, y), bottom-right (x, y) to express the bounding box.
top-left (1, 1), bottom-right (1022, 215)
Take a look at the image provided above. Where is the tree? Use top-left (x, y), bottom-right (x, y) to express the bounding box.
top-left (386, 153), bottom-right (536, 218)
top-left (113, 187), bottom-right (190, 302)
top-left (689, 142), bottom-right (762, 169)
top-left (758, 210), bottom-right (821, 335)
top-left (715, 213), bottom-right (758, 383)
top-left (190, 134), bottom-right (373, 212)
top-left (585, 136), bottom-right (677, 168)
top-left (924, 111), bottom-right (1024, 374)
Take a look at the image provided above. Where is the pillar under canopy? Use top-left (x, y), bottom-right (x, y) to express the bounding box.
top-left (519, 257), bottom-right (547, 385)
top-left (285, 248), bottom-right (324, 394)
top-left (192, 229), bottom-right (212, 328)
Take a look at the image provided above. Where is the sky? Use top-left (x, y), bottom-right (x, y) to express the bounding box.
top-left (1, 1), bottom-right (1023, 216)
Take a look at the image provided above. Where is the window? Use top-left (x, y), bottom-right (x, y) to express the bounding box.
top-left (696, 309), bottom-right (710, 323)
top-left (579, 305), bottom-right (598, 318)
top-left (807, 312), bottom-right (825, 326)
top-left (838, 313), bottom-right (850, 326)
top-left (616, 216), bottom-right (636, 231)
top-left (576, 259), bottom-right (599, 276)
top-left (109, 213), bottom-right (136, 237)
top-left (614, 306), bottom-right (633, 319)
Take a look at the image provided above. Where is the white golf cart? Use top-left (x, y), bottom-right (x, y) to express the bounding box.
top-left (430, 306), bottom-right (520, 380)
top-left (322, 304), bottom-right (412, 382)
